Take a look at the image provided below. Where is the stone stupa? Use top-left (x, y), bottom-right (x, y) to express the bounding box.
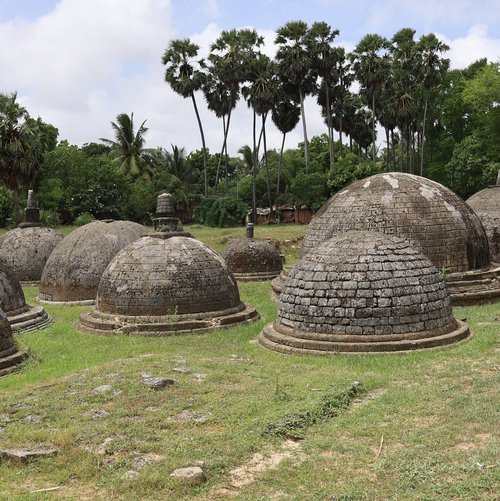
top-left (0, 191), bottom-right (64, 282)
top-left (0, 308), bottom-right (28, 377)
top-left (272, 173), bottom-right (500, 306)
top-left (0, 257), bottom-right (50, 332)
top-left (260, 231), bottom-right (471, 355)
top-left (79, 201), bottom-right (258, 335)
top-left (222, 224), bottom-right (283, 282)
top-left (39, 219), bottom-right (147, 304)
top-left (467, 172), bottom-right (500, 264)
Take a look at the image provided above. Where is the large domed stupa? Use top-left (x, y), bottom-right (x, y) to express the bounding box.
top-left (0, 308), bottom-right (28, 376)
top-left (467, 172), bottom-right (500, 264)
top-left (0, 258), bottom-right (50, 332)
top-left (272, 173), bottom-right (500, 305)
top-left (0, 191), bottom-right (64, 282)
top-left (260, 231), bottom-right (470, 355)
top-left (78, 234), bottom-right (259, 335)
top-left (39, 220), bottom-right (146, 304)
top-left (222, 236), bottom-right (283, 282)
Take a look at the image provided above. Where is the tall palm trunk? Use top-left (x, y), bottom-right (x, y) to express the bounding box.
top-left (214, 111), bottom-right (232, 194)
top-left (276, 132), bottom-right (286, 199)
top-left (339, 117), bottom-right (343, 155)
top-left (390, 129), bottom-right (396, 171)
top-left (251, 110), bottom-right (258, 225)
top-left (385, 127), bottom-right (390, 172)
top-left (371, 93), bottom-right (376, 162)
top-left (191, 92), bottom-right (208, 197)
top-left (299, 88), bottom-right (310, 172)
top-left (261, 114), bottom-right (272, 213)
top-left (420, 92), bottom-right (429, 177)
top-left (325, 84), bottom-right (334, 170)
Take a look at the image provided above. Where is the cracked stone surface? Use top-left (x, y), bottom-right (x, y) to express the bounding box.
top-left (302, 173), bottom-right (491, 273)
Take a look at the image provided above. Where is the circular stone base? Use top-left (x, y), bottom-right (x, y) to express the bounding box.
top-left (446, 265), bottom-right (500, 306)
top-left (38, 298), bottom-right (95, 306)
top-left (7, 306), bottom-right (51, 333)
top-left (233, 270), bottom-right (281, 282)
top-left (0, 346), bottom-right (29, 377)
top-left (78, 302), bottom-right (259, 336)
top-left (258, 319), bottom-right (471, 355)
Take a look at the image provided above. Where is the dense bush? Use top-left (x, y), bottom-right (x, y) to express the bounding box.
top-left (193, 195), bottom-right (248, 227)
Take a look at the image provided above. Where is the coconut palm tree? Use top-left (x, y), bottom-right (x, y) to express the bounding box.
top-left (162, 38), bottom-right (209, 196)
top-left (275, 20), bottom-right (315, 172)
top-left (0, 92), bottom-right (45, 223)
top-left (100, 113), bottom-right (152, 180)
top-left (351, 34), bottom-right (391, 161)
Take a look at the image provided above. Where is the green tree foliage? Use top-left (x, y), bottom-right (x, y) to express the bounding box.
top-left (193, 195), bottom-right (248, 227)
top-left (290, 171), bottom-right (329, 211)
top-left (327, 152), bottom-right (384, 193)
top-left (100, 113), bottom-right (152, 180)
top-left (0, 185), bottom-right (13, 227)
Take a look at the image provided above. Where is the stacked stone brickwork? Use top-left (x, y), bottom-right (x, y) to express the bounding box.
top-left (222, 238), bottom-right (283, 281)
top-left (467, 181), bottom-right (500, 263)
top-left (79, 235), bottom-right (259, 335)
top-left (0, 309), bottom-right (28, 377)
top-left (0, 259), bottom-right (50, 332)
top-left (260, 231), bottom-right (470, 354)
top-left (302, 173), bottom-right (489, 272)
top-left (39, 220), bottom-right (146, 304)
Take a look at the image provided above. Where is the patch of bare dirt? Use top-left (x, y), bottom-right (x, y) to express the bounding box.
top-left (212, 439), bottom-right (306, 498)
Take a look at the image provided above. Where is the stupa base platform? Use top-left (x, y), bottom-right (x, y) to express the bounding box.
top-left (233, 270), bottom-right (281, 282)
top-left (38, 298), bottom-right (95, 306)
top-left (7, 305), bottom-right (51, 332)
top-left (258, 320), bottom-right (471, 355)
top-left (446, 265), bottom-right (500, 306)
top-left (78, 303), bottom-right (259, 336)
top-left (0, 346), bottom-right (29, 377)
top-left (270, 268), bottom-right (291, 298)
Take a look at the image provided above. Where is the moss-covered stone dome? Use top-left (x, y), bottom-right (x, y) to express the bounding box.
top-left (260, 231), bottom-right (470, 354)
top-left (39, 220), bottom-right (146, 304)
top-left (78, 234), bottom-right (259, 335)
top-left (0, 226), bottom-right (64, 282)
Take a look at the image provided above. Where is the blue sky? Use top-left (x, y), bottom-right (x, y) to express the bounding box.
top-left (0, 0), bottom-right (499, 154)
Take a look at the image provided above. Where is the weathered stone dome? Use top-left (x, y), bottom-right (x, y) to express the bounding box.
top-left (0, 258), bottom-right (50, 332)
top-left (79, 234), bottom-right (259, 335)
top-left (0, 226), bottom-right (64, 282)
top-left (260, 231), bottom-right (470, 354)
top-left (222, 238), bottom-right (283, 281)
top-left (0, 308), bottom-right (28, 377)
top-left (302, 173), bottom-right (490, 273)
top-left (467, 184), bottom-right (500, 263)
top-left (39, 220), bottom-right (146, 304)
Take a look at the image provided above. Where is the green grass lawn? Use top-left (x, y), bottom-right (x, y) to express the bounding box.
top-left (0, 225), bottom-right (498, 500)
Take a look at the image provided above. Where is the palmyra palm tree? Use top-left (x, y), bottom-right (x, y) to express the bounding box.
top-left (162, 38), bottom-right (209, 196)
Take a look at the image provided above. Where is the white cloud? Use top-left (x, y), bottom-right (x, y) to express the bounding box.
top-left (441, 25), bottom-right (500, 69)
